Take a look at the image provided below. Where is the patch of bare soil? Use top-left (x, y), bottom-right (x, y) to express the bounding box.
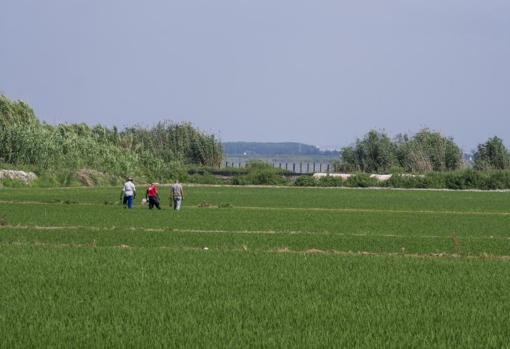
top-left (75, 169), bottom-right (97, 186)
top-left (305, 248), bottom-right (327, 254)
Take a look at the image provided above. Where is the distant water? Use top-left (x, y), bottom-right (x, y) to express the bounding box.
top-left (224, 155), bottom-right (339, 173)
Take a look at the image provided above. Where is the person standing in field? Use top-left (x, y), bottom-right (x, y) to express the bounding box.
top-left (170, 179), bottom-right (184, 210)
top-left (120, 177), bottom-right (136, 209)
top-left (145, 183), bottom-right (161, 210)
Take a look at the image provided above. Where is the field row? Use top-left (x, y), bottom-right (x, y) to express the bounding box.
top-left (2, 231), bottom-right (510, 261)
top-left (1, 185), bottom-right (510, 212)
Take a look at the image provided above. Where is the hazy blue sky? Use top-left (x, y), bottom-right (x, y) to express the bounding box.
top-left (1, 0), bottom-right (509, 150)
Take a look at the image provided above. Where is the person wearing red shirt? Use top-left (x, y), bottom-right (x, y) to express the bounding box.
top-left (145, 183), bottom-right (161, 210)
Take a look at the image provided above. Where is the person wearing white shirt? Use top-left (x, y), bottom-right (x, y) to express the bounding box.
top-left (120, 177), bottom-right (136, 209)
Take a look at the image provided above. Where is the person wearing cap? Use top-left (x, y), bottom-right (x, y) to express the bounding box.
top-left (170, 179), bottom-right (184, 210)
top-left (120, 177), bottom-right (136, 209)
top-left (145, 183), bottom-right (161, 210)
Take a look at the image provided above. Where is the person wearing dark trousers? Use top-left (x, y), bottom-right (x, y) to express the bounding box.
top-left (121, 177), bottom-right (136, 209)
top-left (146, 183), bottom-right (161, 210)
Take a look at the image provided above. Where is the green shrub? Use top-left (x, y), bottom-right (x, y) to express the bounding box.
top-left (243, 171), bottom-right (287, 185)
top-left (231, 176), bottom-right (248, 185)
top-left (232, 161), bottom-right (288, 186)
top-left (473, 137), bottom-right (510, 170)
top-left (0, 178), bottom-right (27, 188)
top-left (339, 129), bottom-right (463, 173)
top-left (317, 176), bottom-right (343, 187)
top-left (344, 173), bottom-right (379, 188)
top-left (0, 95), bottom-right (223, 184)
top-left (440, 170), bottom-right (483, 190)
top-left (385, 170), bottom-right (510, 190)
top-left (186, 173), bottom-right (225, 185)
top-left (294, 176), bottom-right (317, 187)
top-left (187, 166), bottom-right (236, 176)
top-left (443, 172), bottom-right (468, 190)
top-left (385, 174), bottom-right (429, 189)
top-left (420, 172), bottom-right (444, 189)
top-left (32, 175), bottom-right (59, 188)
top-left (483, 171), bottom-right (510, 190)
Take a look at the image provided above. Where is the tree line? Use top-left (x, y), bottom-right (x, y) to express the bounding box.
top-left (2, 94), bottom-right (508, 184)
top-left (0, 95), bottom-right (223, 181)
top-left (338, 129), bottom-right (510, 173)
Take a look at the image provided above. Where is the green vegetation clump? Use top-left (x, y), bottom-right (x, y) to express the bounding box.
top-left (0, 95), bottom-right (222, 183)
top-left (232, 161), bottom-right (288, 185)
top-left (481, 171), bottom-right (510, 190)
top-left (0, 178), bottom-right (27, 188)
top-left (317, 176), bottom-right (343, 187)
top-left (473, 136), bottom-right (510, 170)
top-left (393, 170), bottom-right (510, 190)
top-left (339, 129), bottom-right (464, 173)
top-left (185, 173), bottom-right (227, 185)
top-left (294, 175), bottom-right (317, 186)
top-left (344, 173), bottom-right (379, 187)
top-left (294, 170), bottom-right (510, 190)
top-left (339, 130), bottom-right (510, 179)
top-left (384, 174), bottom-right (432, 188)
top-left (3, 94), bottom-right (510, 191)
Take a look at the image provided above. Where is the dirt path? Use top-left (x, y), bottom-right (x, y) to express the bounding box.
top-left (2, 239), bottom-right (510, 261)
top-left (1, 224), bottom-right (509, 240)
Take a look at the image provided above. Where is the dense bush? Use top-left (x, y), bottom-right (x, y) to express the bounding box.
top-left (384, 174), bottom-right (431, 189)
top-left (340, 129), bottom-right (463, 173)
top-left (188, 166), bottom-right (247, 177)
top-left (481, 171), bottom-right (510, 190)
top-left (396, 130), bottom-right (463, 172)
top-left (441, 171), bottom-right (477, 190)
top-left (294, 176), bottom-right (317, 187)
top-left (0, 178), bottom-right (27, 188)
top-left (339, 130), bottom-right (397, 173)
top-left (294, 171), bottom-right (510, 190)
top-left (344, 173), bottom-right (379, 188)
top-left (0, 95), bottom-right (222, 182)
top-left (473, 137), bottom-right (510, 170)
top-left (185, 172), bottom-right (230, 185)
top-left (317, 176), bottom-right (343, 187)
top-left (232, 161), bottom-right (288, 185)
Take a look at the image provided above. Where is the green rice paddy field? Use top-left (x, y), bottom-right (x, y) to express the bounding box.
top-left (1, 185), bottom-right (510, 348)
